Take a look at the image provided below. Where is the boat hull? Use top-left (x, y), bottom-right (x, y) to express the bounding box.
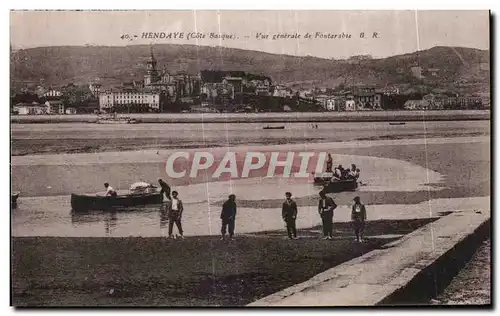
top-left (315, 179), bottom-right (358, 193)
top-left (263, 126), bottom-right (285, 130)
top-left (71, 192), bottom-right (163, 211)
top-left (96, 119), bottom-right (139, 124)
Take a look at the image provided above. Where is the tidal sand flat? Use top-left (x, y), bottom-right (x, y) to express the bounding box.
top-left (12, 218), bottom-right (436, 307)
top-left (11, 120), bottom-right (489, 156)
top-left (10, 122), bottom-right (491, 306)
top-left (10, 110), bottom-right (491, 124)
top-left (11, 136), bottom-right (490, 237)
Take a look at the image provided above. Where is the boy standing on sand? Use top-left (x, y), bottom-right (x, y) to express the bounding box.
top-left (351, 196), bottom-right (367, 243)
top-left (168, 191), bottom-right (184, 239)
top-left (282, 192), bottom-right (298, 239)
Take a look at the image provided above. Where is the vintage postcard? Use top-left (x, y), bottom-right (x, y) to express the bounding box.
top-left (10, 10), bottom-right (491, 307)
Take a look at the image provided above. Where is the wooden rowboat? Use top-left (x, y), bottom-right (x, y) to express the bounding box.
top-left (322, 179), bottom-right (358, 193)
top-left (313, 175), bottom-right (358, 193)
top-left (263, 126), bottom-right (285, 130)
top-left (71, 192), bottom-right (163, 212)
top-left (389, 122), bottom-right (406, 126)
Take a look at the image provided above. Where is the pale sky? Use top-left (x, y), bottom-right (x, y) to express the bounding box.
top-left (10, 10), bottom-right (490, 59)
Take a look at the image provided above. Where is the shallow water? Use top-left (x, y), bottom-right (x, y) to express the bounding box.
top-left (9, 143), bottom-right (466, 238)
top-left (12, 120), bottom-right (489, 141)
top-left (10, 121), bottom-right (490, 237)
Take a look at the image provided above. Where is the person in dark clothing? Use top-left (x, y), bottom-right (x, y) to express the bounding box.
top-left (334, 165), bottom-right (344, 180)
top-left (326, 153), bottom-right (333, 173)
top-left (158, 179), bottom-right (171, 201)
top-left (282, 192), bottom-right (298, 239)
top-left (351, 196), bottom-right (367, 242)
top-left (318, 191), bottom-right (337, 240)
top-left (168, 191), bottom-right (184, 239)
top-left (341, 166), bottom-right (350, 179)
top-left (221, 194), bottom-right (237, 240)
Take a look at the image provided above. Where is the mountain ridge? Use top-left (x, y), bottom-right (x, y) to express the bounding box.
top-left (11, 44), bottom-right (490, 93)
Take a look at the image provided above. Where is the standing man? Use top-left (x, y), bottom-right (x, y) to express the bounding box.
top-left (318, 191), bottom-right (337, 240)
top-left (351, 196), bottom-right (367, 243)
top-left (326, 153), bottom-right (333, 173)
top-left (282, 192), bottom-right (298, 239)
top-left (158, 179), bottom-right (171, 201)
top-left (168, 191), bottom-right (184, 239)
top-left (221, 194), bottom-right (237, 240)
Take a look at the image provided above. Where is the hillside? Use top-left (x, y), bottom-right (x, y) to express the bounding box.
top-left (10, 44), bottom-right (490, 93)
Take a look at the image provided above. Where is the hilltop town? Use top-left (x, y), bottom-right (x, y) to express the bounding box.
top-left (10, 45), bottom-right (490, 115)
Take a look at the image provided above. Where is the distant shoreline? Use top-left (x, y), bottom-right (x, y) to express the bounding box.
top-left (10, 110), bottom-right (491, 124)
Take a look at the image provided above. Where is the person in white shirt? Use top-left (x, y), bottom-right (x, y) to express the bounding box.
top-left (104, 183), bottom-right (117, 197)
top-left (348, 165), bottom-right (359, 180)
top-left (168, 191), bottom-right (184, 239)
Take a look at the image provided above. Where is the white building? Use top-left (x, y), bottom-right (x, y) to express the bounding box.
top-left (404, 100), bottom-right (429, 110)
top-left (14, 102), bottom-right (47, 115)
top-left (326, 99), bottom-right (336, 111)
top-left (65, 107), bottom-right (77, 114)
top-left (89, 83), bottom-right (102, 96)
top-left (45, 100), bottom-right (65, 114)
top-left (272, 85), bottom-right (293, 98)
top-left (345, 100), bottom-right (356, 111)
top-left (99, 89), bottom-right (161, 112)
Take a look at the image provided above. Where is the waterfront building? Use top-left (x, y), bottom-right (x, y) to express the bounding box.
top-left (14, 102), bottom-right (47, 115)
top-left (344, 86), bottom-right (383, 110)
top-left (45, 100), bottom-right (65, 114)
top-left (98, 88), bottom-right (162, 112)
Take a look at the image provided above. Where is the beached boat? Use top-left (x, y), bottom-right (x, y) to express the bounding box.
top-left (389, 122), bottom-right (406, 126)
top-left (263, 125), bottom-right (285, 130)
top-left (313, 172), bottom-right (334, 185)
top-left (97, 117), bottom-right (139, 124)
top-left (313, 173), bottom-right (358, 192)
top-left (71, 192), bottom-right (163, 212)
top-left (96, 114), bottom-right (139, 124)
top-left (321, 179), bottom-right (358, 193)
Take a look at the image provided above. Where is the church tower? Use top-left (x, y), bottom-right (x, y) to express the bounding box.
top-left (144, 46), bottom-right (160, 86)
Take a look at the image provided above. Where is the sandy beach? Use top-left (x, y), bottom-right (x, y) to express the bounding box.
top-left (11, 120), bottom-right (489, 156)
top-left (12, 218), bottom-right (436, 306)
top-left (10, 120), bottom-right (491, 306)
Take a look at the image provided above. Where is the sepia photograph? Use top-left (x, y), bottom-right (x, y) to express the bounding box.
top-left (9, 9), bottom-right (491, 307)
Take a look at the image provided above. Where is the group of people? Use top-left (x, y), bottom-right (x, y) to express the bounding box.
top-left (282, 190), bottom-right (367, 242)
top-left (325, 154), bottom-right (361, 181)
top-left (102, 178), bottom-right (367, 242)
top-left (157, 179), bottom-right (237, 240)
